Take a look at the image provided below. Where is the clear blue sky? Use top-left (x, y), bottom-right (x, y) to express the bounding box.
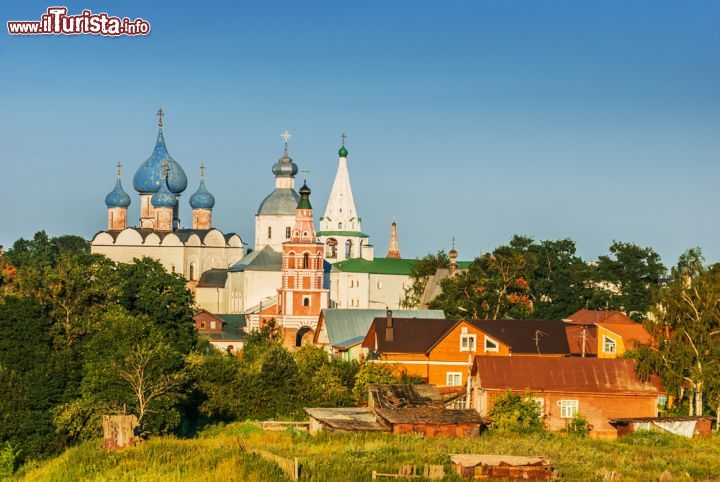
top-left (1, 0), bottom-right (718, 266)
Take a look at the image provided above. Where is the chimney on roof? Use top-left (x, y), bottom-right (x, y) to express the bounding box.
top-left (385, 309), bottom-right (394, 342)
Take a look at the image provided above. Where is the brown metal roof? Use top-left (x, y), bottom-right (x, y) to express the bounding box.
top-left (564, 324), bottom-right (598, 356)
top-left (566, 309), bottom-right (627, 324)
top-left (364, 317), bottom-right (456, 353)
top-left (365, 317), bottom-right (570, 355)
top-left (473, 357), bottom-right (663, 395)
top-left (466, 319), bottom-right (570, 355)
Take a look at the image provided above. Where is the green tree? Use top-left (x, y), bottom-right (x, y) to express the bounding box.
top-left (237, 336), bottom-right (302, 419)
top-left (590, 241), bottom-right (666, 320)
top-left (295, 346), bottom-right (355, 407)
top-left (0, 297), bottom-right (69, 459)
top-left (488, 391), bottom-right (543, 433)
top-left (431, 241), bottom-right (532, 320)
top-left (82, 308), bottom-right (187, 435)
top-left (635, 249), bottom-right (720, 417)
top-left (118, 258), bottom-right (197, 354)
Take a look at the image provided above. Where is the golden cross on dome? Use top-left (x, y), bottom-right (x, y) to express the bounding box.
top-left (157, 108), bottom-right (164, 128)
top-left (301, 169), bottom-right (309, 183)
top-left (281, 129), bottom-right (292, 144)
top-left (341, 133), bottom-right (347, 145)
top-left (451, 236), bottom-right (455, 250)
top-left (200, 163), bottom-right (206, 179)
top-left (116, 161), bottom-right (122, 178)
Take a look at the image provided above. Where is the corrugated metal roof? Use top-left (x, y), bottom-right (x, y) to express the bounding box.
top-left (367, 317), bottom-right (455, 353)
top-left (473, 357), bottom-right (662, 395)
top-left (468, 319), bottom-right (570, 355)
top-left (368, 318), bottom-right (570, 355)
top-left (322, 309), bottom-right (445, 348)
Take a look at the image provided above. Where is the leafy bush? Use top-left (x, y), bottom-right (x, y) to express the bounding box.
top-left (0, 442), bottom-right (21, 479)
top-left (352, 363), bottom-right (399, 404)
top-left (566, 413), bottom-right (590, 437)
top-left (488, 391), bottom-right (544, 434)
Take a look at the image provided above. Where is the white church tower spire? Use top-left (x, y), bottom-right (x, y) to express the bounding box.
top-left (318, 134), bottom-right (370, 263)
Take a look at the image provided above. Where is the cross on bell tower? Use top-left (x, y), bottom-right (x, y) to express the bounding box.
top-left (157, 108), bottom-right (164, 128)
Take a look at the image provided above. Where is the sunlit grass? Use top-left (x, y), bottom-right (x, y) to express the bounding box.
top-left (17, 422), bottom-right (720, 481)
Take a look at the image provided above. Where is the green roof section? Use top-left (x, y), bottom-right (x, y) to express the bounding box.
top-left (204, 314), bottom-right (246, 341)
top-left (316, 230), bottom-right (369, 238)
top-left (322, 308), bottom-right (445, 348)
top-left (332, 257), bottom-right (419, 275)
top-left (332, 257), bottom-right (473, 275)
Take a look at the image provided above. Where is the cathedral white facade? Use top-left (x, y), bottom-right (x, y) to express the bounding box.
top-left (92, 111), bottom-right (430, 338)
top-left (90, 110), bottom-right (244, 284)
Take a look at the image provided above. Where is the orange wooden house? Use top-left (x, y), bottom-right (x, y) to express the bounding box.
top-left (361, 312), bottom-right (570, 388)
top-left (564, 309), bottom-right (653, 358)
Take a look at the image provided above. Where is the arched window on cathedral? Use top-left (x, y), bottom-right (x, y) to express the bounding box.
top-left (267, 226), bottom-right (272, 239)
top-left (189, 263), bottom-right (197, 281)
top-left (345, 240), bottom-right (353, 259)
top-left (303, 297), bottom-right (310, 307)
top-left (285, 227), bottom-right (291, 239)
top-left (338, 222), bottom-right (343, 229)
top-left (326, 238), bottom-right (338, 258)
top-left (303, 253), bottom-right (310, 269)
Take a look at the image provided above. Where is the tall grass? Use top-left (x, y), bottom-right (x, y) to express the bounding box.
top-left (16, 433), bottom-right (287, 482)
top-left (16, 422), bottom-right (720, 481)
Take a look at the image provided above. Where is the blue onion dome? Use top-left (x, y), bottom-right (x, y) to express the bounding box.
top-left (189, 179), bottom-right (215, 210)
top-left (151, 175), bottom-right (177, 208)
top-left (105, 178), bottom-right (131, 208)
top-left (133, 116), bottom-right (188, 194)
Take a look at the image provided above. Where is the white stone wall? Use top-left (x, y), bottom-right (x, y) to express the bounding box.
top-left (254, 214), bottom-right (295, 252)
top-left (329, 270), bottom-right (410, 310)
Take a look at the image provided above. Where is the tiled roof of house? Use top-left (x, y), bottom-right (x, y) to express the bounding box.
top-left (473, 357), bottom-right (663, 395)
top-left (322, 308), bottom-right (445, 348)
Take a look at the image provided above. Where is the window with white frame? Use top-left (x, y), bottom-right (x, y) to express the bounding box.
top-left (603, 335), bottom-right (617, 354)
top-left (210, 321), bottom-right (216, 330)
top-left (460, 333), bottom-right (476, 352)
top-left (446, 372), bottom-right (462, 386)
top-left (559, 399), bottom-right (579, 419)
top-left (484, 336), bottom-right (499, 353)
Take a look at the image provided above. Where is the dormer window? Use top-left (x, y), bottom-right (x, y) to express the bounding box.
top-left (603, 335), bottom-right (617, 354)
top-left (484, 336), bottom-right (499, 353)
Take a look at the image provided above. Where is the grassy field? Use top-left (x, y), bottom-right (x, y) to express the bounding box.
top-left (16, 423), bottom-right (720, 481)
